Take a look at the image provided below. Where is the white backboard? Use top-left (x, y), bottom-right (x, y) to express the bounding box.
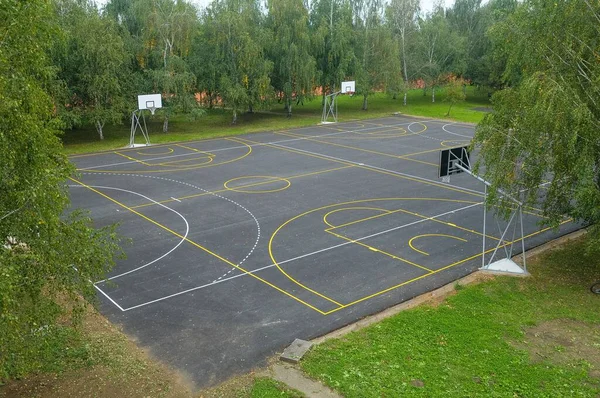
top-left (137, 94), bottom-right (162, 111)
top-left (341, 81), bottom-right (355, 94)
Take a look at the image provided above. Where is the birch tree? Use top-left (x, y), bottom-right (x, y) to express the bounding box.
top-left (352, 0), bottom-right (402, 110)
top-left (387, 0), bottom-right (419, 105)
top-left (474, 0), bottom-right (600, 252)
top-left (415, 7), bottom-right (465, 102)
top-left (267, 0), bottom-right (316, 117)
top-left (310, 0), bottom-right (355, 99)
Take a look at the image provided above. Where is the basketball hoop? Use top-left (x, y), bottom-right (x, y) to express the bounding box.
top-left (130, 94), bottom-right (162, 147)
top-left (342, 81), bottom-right (356, 97)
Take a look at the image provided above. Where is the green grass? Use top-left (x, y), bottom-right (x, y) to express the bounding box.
top-left (300, 236), bottom-right (600, 397)
top-left (249, 378), bottom-right (305, 398)
top-left (61, 87), bottom-right (490, 155)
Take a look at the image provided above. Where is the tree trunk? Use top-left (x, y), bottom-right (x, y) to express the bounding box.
top-left (403, 92), bottom-right (407, 106)
top-left (287, 98), bottom-right (292, 118)
top-left (248, 103), bottom-right (253, 114)
top-left (163, 115), bottom-right (169, 133)
top-left (232, 109), bottom-right (237, 124)
top-left (95, 120), bottom-right (104, 140)
top-left (362, 94), bottom-right (368, 110)
top-left (446, 104), bottom-right (453, 117)
top-left (423, 85), bottom-right (427, 96)
top-left (432, 87), bottom-right (435, 103)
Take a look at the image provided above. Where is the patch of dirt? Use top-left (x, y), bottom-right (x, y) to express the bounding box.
top-left (0, 306), bottom-right (194, 398)
top-left (197, 372), bottom-right (258, 398)
top-left (512, 319), bottom-right (600, 379)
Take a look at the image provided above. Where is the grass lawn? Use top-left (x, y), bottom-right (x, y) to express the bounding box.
top-left (62, 87), bottom-right (490, 155)
top-left (301, 235), bottom-right (600, 397)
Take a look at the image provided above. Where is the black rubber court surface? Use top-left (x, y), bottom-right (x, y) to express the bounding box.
top-left (68, 115), bottom-right (576, 388)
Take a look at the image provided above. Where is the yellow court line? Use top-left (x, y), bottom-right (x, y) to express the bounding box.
top-left (153, 155), bottom-right (214, 167)
top-left (70, 177), bottom-right (330, 315)
top-left (322, 203), bottom-right (502, 243)
top-left (322, 206), bottom-right (391, 228)
top-left (268, 198), bottom-right (481, 308)
top-left (308, 122), bottom-right (427, 138)
top-left (175, 143), bottom-right (207, 153)
top-left (408, 234), bottom-right (467, 256)
top-left (322, 219), bottom-right (572, 315)
top-left (441, 140), bottom-right (471, 148)
top-left (224, 176), bottom-right (291, 194)
top-left (130, 165), bottom-right (355, 209)
top-left (235, 136), bottom-right (483, 199)
top-left (326, 229), bottom-right (434, 273)
top-left (136, 147), bottom-right (174, 156)
top-left (275, 131), bottom-right (438, 168)
top-left (113, 151), bottom-right (151, 166)
top-left (77, 137), bottom-right (252, 174)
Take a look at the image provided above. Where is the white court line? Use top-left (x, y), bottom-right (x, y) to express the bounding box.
top-left (271, 143), bottom-right (484, 197)
top-left (171, 197), bottom-right (181, 202)
top-left (68, 184), bottom-right (190, 282)
top-left (442, 123), bottom-right (473, 139)
top-left (94, 285), bottom-right (126, 311)
top-left (118, 202), bottom-right (482, 311)
top-left (77, 119), bottom-right (436, 170)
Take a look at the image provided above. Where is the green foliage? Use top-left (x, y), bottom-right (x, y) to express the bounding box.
top-left (444, 76), bottom-right (467, 116)
top-left (301, 236), bottom-right (600, 397)
top-left (61, 87), bottom-right (490, 154)
top-left (310, 0), bottom-right (355, 96)
top-left (415, 7), bottom-right (466, 102)
top-left (54, 0), bottom-right (131, 140)
top-left (474, 0), bottom-right (600, 252)
top-left (200, 0), bottom-right (273, 123)
top-left (0, 0), bottom-right (122, 381)
top-left (267, 0), bottom-right (316, 117)
top-left (353, 0), bottom-right (403, 110)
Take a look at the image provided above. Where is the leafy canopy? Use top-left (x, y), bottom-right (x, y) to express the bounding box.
top-left (474, 0), bottom-right (600, 249)
top-left (0, 0), bottom-right (121, 380)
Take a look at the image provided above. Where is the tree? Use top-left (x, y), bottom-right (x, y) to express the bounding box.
top-left (127, 0), bottom-right (199, 132)
top-left (310, 0), bottom-right (355, 100)
top-left (473, 0), bottom-right (600, 252)
top-left (352, 0), bottom-right (402, 110)
top-left (55, 0), bottom-right (130, 140)
top-left (200, 0), bottom-right (272, 123)
top-left (443, 75), bottom-right (467, 116)
top-left (387, 0), bottom-right (419, 105)
top-left (0, 0), bottom-right (121, 379)
top-left (459, 0), bottom-right (518, 89)
top-left (415, 7), bottom-right (466, 102)
top-left (267, 0), bottom-right (316, 117)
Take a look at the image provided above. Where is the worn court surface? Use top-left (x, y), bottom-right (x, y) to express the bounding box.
top-left (68, 115), bottom-right (576, 388)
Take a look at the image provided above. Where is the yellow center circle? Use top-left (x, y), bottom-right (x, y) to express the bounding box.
top-left (224, 176), bottom-right (291, 193)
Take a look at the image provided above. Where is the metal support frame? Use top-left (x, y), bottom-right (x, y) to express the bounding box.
top-left (129, 109), bottom-right (151, 147)
top-left (452, 151), bottom-right (527, 274)
top-left (321, 91), bottom-right (340, 124)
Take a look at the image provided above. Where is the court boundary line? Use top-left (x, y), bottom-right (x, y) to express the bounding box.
top-left (116, 200), bottom-right (483, 311)
top-left (75, 120), bottom-right (436, 171)
top-left (67, 184), bottom-right (190, 282)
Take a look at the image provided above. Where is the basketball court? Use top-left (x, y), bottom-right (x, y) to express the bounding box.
top-left (68, 115), bottom-right (576, 387)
